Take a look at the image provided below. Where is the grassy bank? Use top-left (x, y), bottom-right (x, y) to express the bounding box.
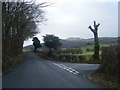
top-left (2, 54), bottom-right (24, 74)
top-left (91, 45), bottom-right (119, 88)
top-left (91, 73), bottom-right (119, 88)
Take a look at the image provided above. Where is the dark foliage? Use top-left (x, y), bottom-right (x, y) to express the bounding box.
top-left (98, 45), bottom-right (119, 84)
top-left (43, 34), bottom-right (62, 56)
top-left (2, 2), bottom-right (46, 55)
top-left (32, 37), bottom-right (42, 51)
top-left (2, 2), bottom-right (47, 72)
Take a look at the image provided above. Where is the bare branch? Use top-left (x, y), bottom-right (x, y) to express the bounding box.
top-left (94, 21), bottom-right (96, 27)
top-left (97, 23), bottom-right (100, 27)
top-left (39, 2), bottom-right (52, 8)
top-left (88, 26), bottom-right (94, 33)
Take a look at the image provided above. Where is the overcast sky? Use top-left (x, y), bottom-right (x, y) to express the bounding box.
top-left (23, 0), bottom-right (118, 47)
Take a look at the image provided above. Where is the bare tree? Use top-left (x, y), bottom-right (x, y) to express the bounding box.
top-left (88, 21), bottom-right (100, 60)
top-left (2, 2), bottom-right (47, 55)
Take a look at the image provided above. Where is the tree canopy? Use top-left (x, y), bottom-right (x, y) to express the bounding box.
top-left (43, 34), bottom-right (62, 55)
top-left (32, 37), bottom-right (42, 51)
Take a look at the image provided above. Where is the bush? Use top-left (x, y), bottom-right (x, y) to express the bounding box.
top-left (97, 45), bottom-right (119, 84)
top-left (57, 54), bottom-right (86, 63)
top-left (59, 48), bottom-right (83, 55)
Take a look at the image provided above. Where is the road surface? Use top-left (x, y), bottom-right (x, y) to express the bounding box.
top-left (3, 52), bottom-right (106, 88)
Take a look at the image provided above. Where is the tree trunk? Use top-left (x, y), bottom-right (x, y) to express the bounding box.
top-left (93, 32), bottom-right (100, 60)
top-left (48, 48), bottom-right (53, 56)
top-left (88, 21), bottom-right (100, 61)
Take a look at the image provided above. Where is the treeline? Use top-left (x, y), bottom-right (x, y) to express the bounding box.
top-left (2, 2), bottom-right (46, 72)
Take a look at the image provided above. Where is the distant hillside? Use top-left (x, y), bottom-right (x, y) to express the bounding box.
top-left (60, 38), bottom-right (90, 48)
top-left (60, 37), bottom-right (118, 48)
top-left (23, 37), bottom-right (118, 49)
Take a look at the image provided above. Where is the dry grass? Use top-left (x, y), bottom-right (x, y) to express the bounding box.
top-left (91, 73), bottom-right (119, 88)
top-left (2, 54), bottom-right (24, 74)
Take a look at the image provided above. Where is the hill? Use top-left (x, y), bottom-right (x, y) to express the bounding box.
top-left (23, 37), bottom-right (118, 49)
top-left (60, 37), bottom-right (118, 48)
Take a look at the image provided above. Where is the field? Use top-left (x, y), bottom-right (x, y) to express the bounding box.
top-left (55, 43), bottom-right (114, 63)
top-left (26, 43), bottom-right (116, 64)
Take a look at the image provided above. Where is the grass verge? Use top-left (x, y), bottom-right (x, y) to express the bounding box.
top-left (91, 73), bottom-right (119, 88)
top-left (2, 54), bottom-right (24, 74)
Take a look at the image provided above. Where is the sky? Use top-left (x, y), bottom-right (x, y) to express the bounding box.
top-left (23, 0), bottom-right (118, 47)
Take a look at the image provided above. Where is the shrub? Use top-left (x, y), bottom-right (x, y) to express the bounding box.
top-left (97, 45), bottom-right (119, 83)
top-left (57, 54), bottom-right (86, 63)
top-left (59, 48), bottom-right (83, 55)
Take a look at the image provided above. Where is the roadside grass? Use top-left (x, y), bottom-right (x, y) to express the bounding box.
top-left (2, 54), bottom-right (24, 74)
top-left (91, 73), bottom-right (119, 88)
top-left (91, 45), bottom-right (119, 88)
top-left (35, 50), bottom-right (53, 61)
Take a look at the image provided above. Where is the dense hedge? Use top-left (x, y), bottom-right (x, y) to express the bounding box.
top-left (58, 48), bottom-right (83, 55)
top-left (98, 45), bottom-right (119, 84)
top-left (55, 48), bottom-right (84, 63)
top-left (57, 55), bottom-right (86, 63)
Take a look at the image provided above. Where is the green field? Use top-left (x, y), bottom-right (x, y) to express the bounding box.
top-left (59, 43), bottom-right (114, 61)
top-left (81, 44), bottom-right (112, 52)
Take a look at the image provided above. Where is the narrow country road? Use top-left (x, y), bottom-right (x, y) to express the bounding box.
top-left (3, 52), bottom-right (106, 88)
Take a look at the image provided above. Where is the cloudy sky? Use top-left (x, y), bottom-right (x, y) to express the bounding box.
top-left (23, 0), bottom-right (118, 47)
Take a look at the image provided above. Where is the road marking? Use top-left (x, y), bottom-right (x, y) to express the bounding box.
top-left (52, 63), bottom-right (79, 75)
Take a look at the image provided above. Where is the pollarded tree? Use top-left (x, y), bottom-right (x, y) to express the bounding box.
top-left (88, 21), bottom-right (100, 60)
top-left (43, 34), bottom-right (62, 56)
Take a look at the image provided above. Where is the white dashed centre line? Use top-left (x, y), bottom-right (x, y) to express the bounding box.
top-left (52, 63), bottom-right (79, 75)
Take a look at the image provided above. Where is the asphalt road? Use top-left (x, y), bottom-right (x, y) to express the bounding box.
top-left (52, 61), bottom-right (100, 78)
top-left (3, 52), bottom-right (106, 88)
